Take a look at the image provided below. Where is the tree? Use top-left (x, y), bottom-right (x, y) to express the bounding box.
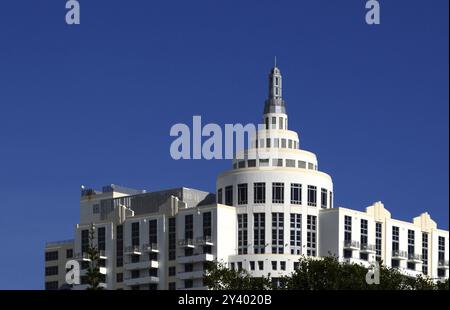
top-left (203, 261), bottom-right (273, 290)
top-left (85, 224), bottom-right (104, 290)
top-left (203, 256), bottom-right (449, 290)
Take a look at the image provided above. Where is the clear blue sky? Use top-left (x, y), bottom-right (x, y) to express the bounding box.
top-left (0, 0), bottom-right (448, 289)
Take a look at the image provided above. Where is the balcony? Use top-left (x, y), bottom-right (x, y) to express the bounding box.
top-left (177, 270), bottom-right (205, 280)
top-left (392, 250), bottom-right (408, 260)
top-left (438, 260), bottom-right (449, 269)
top-left (80, 266), bottom-right (107, 276)
top-left (177, 253), bottom-right (214, 264)
top-left (124, 246), bottom-right (142, 255)
top-left (143, 243), bottom-right (159, 253)
top-left (178, 239), bottom-right (196, 248)
top-left (99, 250), bottom-right (107, 260)
top-left (196, 236), bottom-right (214, 246)
top-left (343, 240), bottom-right (360, 250)
top-left (124, 275), bottom-right (159, 286)
top-left (407, 253), bottom-right (423, 263)
top-left (74, 252), bottom-right (91, 262)
top-left (360, 244), bottom-right (376, 254)
top-left (124, 259), bottom-right (159, 270)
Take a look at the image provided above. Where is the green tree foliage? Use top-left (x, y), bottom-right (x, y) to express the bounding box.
top-left (86, 224), bottom-right (104, 290)
top-left (203, 256), bottom-right (449, 290)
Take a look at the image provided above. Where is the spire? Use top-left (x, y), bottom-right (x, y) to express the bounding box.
top-left (264, 63), bottom-right (286, 114)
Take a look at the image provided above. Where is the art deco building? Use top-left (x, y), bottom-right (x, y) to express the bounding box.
top-left (44, 66), bottom-right (449, 290)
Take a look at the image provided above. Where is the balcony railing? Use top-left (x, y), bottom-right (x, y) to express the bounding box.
top-left (407, 253), bottom-right (422, 262)
top-left (392, 250), bottom-right (408, 259)
top-left (143, 243), bottom-right (159, 253)
top-left (343, 240), bottom-right (360, 250)
top-left (74, 252), bottom-right (91, 261)
top-left (438, 260), bottom-right (449, 268)
top-left (360, 244), bottom-right (376, 253)
top-left (178, 239), bottom-right (195, 248)
top-left (124, 245), bottom-right (142, 255)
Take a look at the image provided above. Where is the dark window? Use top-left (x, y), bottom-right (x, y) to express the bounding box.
top-left (254, 183), bottom-right (266, 204)
top-left (169, 266), bottom-right (176, 276)
top-left (391, 259), bottom-right (400, 268)
top-left (45, 251), bottom-right (58, 262)
top-left (116, 273), bottom-right (123, 283)
top-left (250, 261), bottom-right (255, 270)
top-left (185, 214), bottom-right (193, 240)
top-left (422, 232), bottom-right (428, 275)
top-left (168, 282), bottom-right (176, 290)
top-left (272, 183), bottom-right (284, 204)
top-left (280, 261), bottom-right (286, 271)
top-left (344, 216), bottom-right (352, 242)
top-left (66, 249), bottom-right (73, 259)
top-left (149, 219), bottom-right (157, 246)
top-left (392, 226), bottom-right (399, 252)
top-left (238, 184), bottom-right (248, 205)
top-left (307, 186), bottom-right (317, 207)
top-left (168, 217), bottom-right (176, 260)
top-left (98, 227), bottom-right (106, 251)
top-left (203, 212), bottom-right (212, 239)
top-left (271, 261), bottom-right (277, 270)
top-left (185, 279), bottom-right (193, 289)
top-left (131, 270), bottom-right (140, 279)
top-left (271, 213), bottom-right (284, 254)
top-left (45, 281), bottom-right (58, 290)
top-left (116, 225), bottom-right (123, 267)
top-left (131, 222), bottom-right (140, 247)
top-left (321, 188), bottom-right (328, 208)
top-left (361, 219), bottom-right (368, 247)
top-left (238, 214), bottom-right (248, 255)
top-left (307, 215), bottom-right (317, 256)
top-left (225, 186), bottom-right (233, 206)
top-left (290, 183), bottom-right (302, 205)
top-left (45, 266), bottom-right (58, 276)
top-left (375, 222), bottom-right (382, 261)
top-left (254, 213), bottom-right (266, 254)
top-left (81, 229), bottom-right (89, 253)
top-left (290, 213), bottom-right (301, 255)
top-left (217, 188), bottom-right (223, 204)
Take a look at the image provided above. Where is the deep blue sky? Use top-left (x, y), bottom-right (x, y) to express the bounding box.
top-left (0, 0), bottom-right (448, 289)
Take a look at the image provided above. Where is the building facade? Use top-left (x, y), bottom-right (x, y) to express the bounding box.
top-left (45, 66), bottom-right (449, 290)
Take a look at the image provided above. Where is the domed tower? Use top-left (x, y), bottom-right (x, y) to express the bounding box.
top-left (216, 64), bottom-right (334, 279)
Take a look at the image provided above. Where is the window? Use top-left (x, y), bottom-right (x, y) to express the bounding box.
top-left (260, 139), bottom-right (265, 148)
top-left (131, 222), bottom-right (140, 247)
top-left (116, 273), bottom-right (123, 283)
top-left (375, 222), bottom-right (382, 261)
top-left (329, 191), bottom-right (333, 208)
top-left (185, 263), bottom-right (194, 272)
top-left (344, 249), bottom-right (352, 258)
top-left (272, 159), bottom-right (283, 167)
top-left (237, 262), bottom-right (243, 271)
top-left (279, 117), bottom-right (283, 129)
top-left (259, 159), bottom-right (269, 167)
top-left (271, 117), bottom-right (276, 129)
top-left (290, 214), bottom-right (302, 255)
top-left (238, 214), bottom-right (248, 255)
top-left (168, 217), bottom-right (176, 260)
top-left (290, 183), bottom-right (302, 205)
top-left (238, 184), bottom-right (248, 205)
top-left (307, 185), bottom-right (317, 207)
top-left (271, 261), bottom-right (277, 270)
top-left (422, 232), bottom-right (428, 275)
top-left (238, 160), bottom-right (245, 168)
top-left (45, 266), bottom-right (58, 276)
top-left (66, 249), bottom-right (73, 258)
top-left (203, 212), bottom-right (212, 239)
top-left (45, 281), bottom-right (58, 290)
top-left (321, 188), bottom-right (328, 208)
top-left (258, 261), bottom-right (264, 270)
top-left (250, 261), bottom-right (255, 270)
top-left (230, 263), bottom-right (235, 270)
top-left (217, 188), bottom-right (223, 204)
top-left (254, 213), bottom-right (265, 254)
top-left (391, 259), bottom-right (399, 268)
top-left (392, 226), bottom-right (399, 252)
top-left (308, 163), bottom-right (314, 170)
top-left (266, 138), bottom-right (271, 148)
top-left (185, 215), bottom-right (193, 240)
top-left (281, 139), bottom-right (286, 148)
top-left (360, 219), bottom-right (368, 247)
top-left (407, 229), bottom-right (415, 270)
top-left (344, 216), bottom-right (352, 242)
top-left (298, 161), bottom-right (306, 169)
top-left (45, 251), bottom-right (58, 262)
top-left (307, 215), bottom-right (317, 256)
top-left (149, 219), bottom-right (157, 247)
top-left (116, 225), bottom-right (123, 267)
top-left (274, 138), bottom-right (279, 148)
top-left (265, 117), bottom-right (269, 130)
top-left (169, 266), bottom-right (177, 277)
top-left (93, 204), bottom-right (99, 214)
top-left (280, 261), bottom-right (286, 271)
top-left (288, 140), bottom-right (292, 148)
top-left (247, 159), bottom-right (256, 167)
top-left (254, 183), bottom-right (266, 204)
top-left (81, 229), bottom-right (89, 253)
top-left (272, 182), bottom-right (284, 204)
top-left (272, 213), bottom-right (284, 254)
top-left (131, 254), bottom-right (140, 263)
top-left (184, 280), bottom-right (193, 289)
top-left (98, 227), bottom-right (106, 251)
top-left (225, 186), bottom-right (233, 206)
top-left (168, 282), bottom-right (176, 290)
top-left (286, 159), bottom-right (295, 167)
top-left (438, 236), bottom-right (445, 264)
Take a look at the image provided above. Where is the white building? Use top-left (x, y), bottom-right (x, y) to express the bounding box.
top-left (44, 65), bottom-right (449, 290)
